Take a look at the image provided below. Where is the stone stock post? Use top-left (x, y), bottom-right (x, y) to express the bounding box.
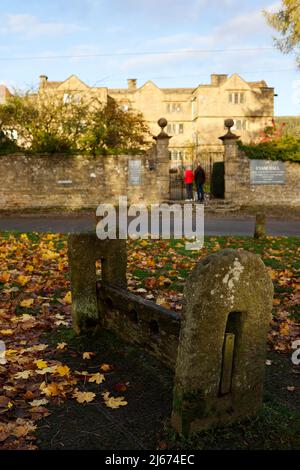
top-left (219, 119), bottom-right (240, 201)
top-left (68, 234), bottom-right (127, 334)
top-left (172, 249), bottom-right (274, 436)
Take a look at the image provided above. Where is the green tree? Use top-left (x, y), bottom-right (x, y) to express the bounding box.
top-left (264, 0), bottom-right (300, 66)
top-left (80, 97), bottom-right (150, 155)
top-left (0, 93), bottom-right (150, 155)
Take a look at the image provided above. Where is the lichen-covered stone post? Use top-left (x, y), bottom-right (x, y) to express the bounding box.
top-left (68, 233), bottom-right (127, 334)
top-left (171, 249), bottom-right (273, 436)
top-left (153, 118), bottom-right (171, 200)
top-left (254, 212), bottom-right (266, 239)
top-left (219, 119), bottom-right (240, 201)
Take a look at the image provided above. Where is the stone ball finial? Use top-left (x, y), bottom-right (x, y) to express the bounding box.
top-left (219, 118), bottom-right (239, 142)
top-left (158, 118), bottom-right (168, 130)
top-left (224, 118), bottom-right (234, 131)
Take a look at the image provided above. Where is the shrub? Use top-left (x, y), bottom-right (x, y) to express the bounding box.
top-left (238, 136), bottom-right (300, 162)
top-left (211, 162), bottom-right (224, 198)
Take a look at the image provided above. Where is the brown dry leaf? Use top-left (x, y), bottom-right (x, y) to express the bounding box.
top-left (23, 391), bottom-right (34, 400)
top-left (75, 370), bottom-right (90, 376)
top-left (0, 272), bottom-right (10, 283)
top-left (27, 344), bottom-right (48, 352)
top-left (14, 370), bottom-right (34, 380)
top-left (102, 391), bottom-right (128, 409)
top-left (29, 399), bottom-right (49, 407)
top-left (83, 352), bottom-right (95, 360)
top-left (13, 419), bottom-right (37, 438)
top-left (40, 381), bottom-right (63, 397)
top-left (72, 389), bottom-right (96, 403)
top-left (100, 363), bottom-right (112, 372)
top-left (35, 365), bottom-right (58, 375)
top-left (0, 396), bottom-right (11, 408)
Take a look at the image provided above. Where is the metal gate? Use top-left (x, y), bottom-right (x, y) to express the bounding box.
top-left (169, 151), bottom-right (224, 201)
top-left (169, 167), bottom-right (184, 200)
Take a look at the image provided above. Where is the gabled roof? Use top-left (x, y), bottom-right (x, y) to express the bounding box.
top-left (220, 73), bottom-right (252, 90)
top-left (56, 74), bottom-right (89, 91)
top-left (138, 80), bottom-right (162, 92)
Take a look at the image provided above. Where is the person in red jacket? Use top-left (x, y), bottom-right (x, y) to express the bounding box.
top-left (184, 166), bottom-right (194, 201)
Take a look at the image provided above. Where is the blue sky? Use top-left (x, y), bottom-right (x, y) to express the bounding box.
top-left (0, 0), bottom-right (299, 115)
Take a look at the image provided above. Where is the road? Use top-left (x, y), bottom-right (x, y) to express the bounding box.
top-left (0, 215), bottom-right (299, 236)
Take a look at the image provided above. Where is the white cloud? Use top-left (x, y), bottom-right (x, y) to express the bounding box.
top-left (0, 14), bottom-right (83, 39)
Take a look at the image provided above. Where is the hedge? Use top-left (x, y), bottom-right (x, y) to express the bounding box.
top-left (238, 136), bottom-right (300, 162)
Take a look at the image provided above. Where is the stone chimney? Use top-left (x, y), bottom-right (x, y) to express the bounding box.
top-left (39, 75), bottom-right (48, 89)
top-left (127, 79), bottom-right (137, 91)
top-left (211, 74), bottom-right (228, 86)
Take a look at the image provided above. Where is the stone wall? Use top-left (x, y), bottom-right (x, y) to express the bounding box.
top-left (229, 153), bottom-right (300, 207)
top-left (0, 131), bottom-right (170, 212)
top-left (221, 124), bottom-right (300, 208)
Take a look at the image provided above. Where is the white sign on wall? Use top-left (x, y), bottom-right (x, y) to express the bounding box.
top-left (128, 160), bottom-right (142, 186)
top-left (250, 160), bottom-right (285, 185)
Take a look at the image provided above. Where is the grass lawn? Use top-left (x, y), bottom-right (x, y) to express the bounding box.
top-left (0, 232), bottom-right (299, 449)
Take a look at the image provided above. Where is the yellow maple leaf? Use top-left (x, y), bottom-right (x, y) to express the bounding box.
top-left (88, 373), bottom-right (105, 385)
top-left (0, 329), bottom-right (14, 336)
top-left (63, 291), bottom-right (72, 304)
top-left (6, 349), bottom-right (18, 356)
top-left (17, 275), bottom-right (31, 286)
top-left (35, 359), bottom-right (48, 369)
top-left (55, 365), bottom-right (70, 377)
top-left (25, 265), bottom-right (34, 272)
top-left (56, 342), bottom-right (67, 350)
top-left (279, 322), bottom-right (290, 336)
top-left (42, 250), bottom-right (59, 260)
top-left (102, 391), bottom-right (127, 409)
top-left (20, 299), bottom-right (34, 308)
top-left (72, 389), bottom-right (96, 403)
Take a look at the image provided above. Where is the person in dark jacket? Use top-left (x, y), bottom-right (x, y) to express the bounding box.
top-left (194, 163), bottom-right (206, 202)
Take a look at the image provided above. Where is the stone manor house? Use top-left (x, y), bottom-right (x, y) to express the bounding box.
top-left (3, 73), bottom-right (275, 168)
